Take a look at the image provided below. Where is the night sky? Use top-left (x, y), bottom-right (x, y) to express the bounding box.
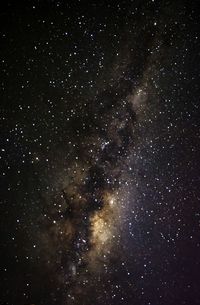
top-left (1, 1), bottom-right (200, 305)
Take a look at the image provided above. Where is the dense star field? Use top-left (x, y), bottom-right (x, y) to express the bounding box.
top-left (1, 1), bottom-right (200, 304)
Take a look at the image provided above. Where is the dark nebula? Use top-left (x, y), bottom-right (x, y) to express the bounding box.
top-left (1, 1), bottom-right (200, 305)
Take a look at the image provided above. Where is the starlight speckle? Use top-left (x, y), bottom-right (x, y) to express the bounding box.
top-left (0, 1), bottom-right (200, 305)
